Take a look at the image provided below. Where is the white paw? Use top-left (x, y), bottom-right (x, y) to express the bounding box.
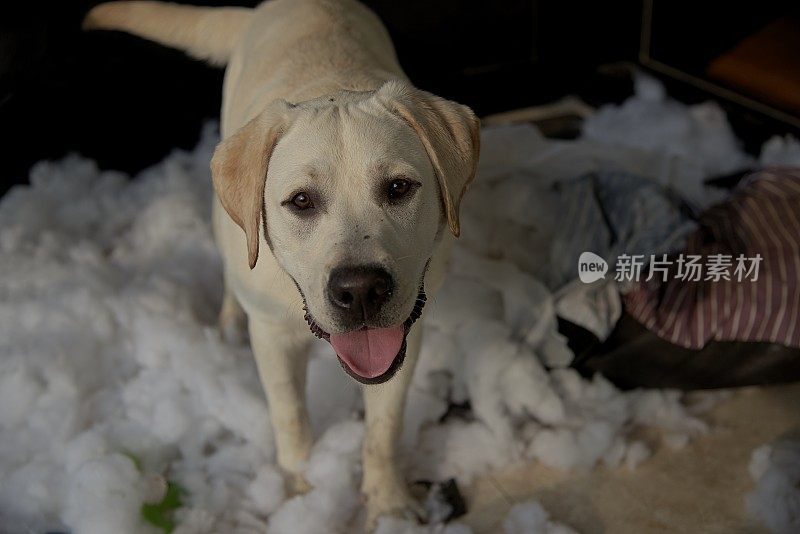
top-left (364, 479), bottom-right (426, 531)
top-left (287, 472), bottom-right (312, 496)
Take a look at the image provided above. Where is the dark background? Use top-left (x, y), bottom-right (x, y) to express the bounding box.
top-left (1, 0), bottom-right (797, 194)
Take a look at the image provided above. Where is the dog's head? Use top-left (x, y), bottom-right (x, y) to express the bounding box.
top-left (211, 80), bottom-right (479, 383)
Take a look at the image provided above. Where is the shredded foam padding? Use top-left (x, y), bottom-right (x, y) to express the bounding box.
top-left (1, 75), bottom-right (798, 533)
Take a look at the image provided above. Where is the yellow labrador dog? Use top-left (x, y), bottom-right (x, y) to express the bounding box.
top-left (85, 0), bottom-right (479, 527)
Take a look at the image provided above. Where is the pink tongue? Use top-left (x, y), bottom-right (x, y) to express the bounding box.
top-left (330, 325), bottom-right (405, 379)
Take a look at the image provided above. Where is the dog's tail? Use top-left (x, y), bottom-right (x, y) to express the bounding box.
top-left (83, 1), bottom-right (253, 66)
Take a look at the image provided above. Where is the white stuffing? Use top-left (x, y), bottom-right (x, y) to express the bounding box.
top-left (746, 439), bottom-right (800, 534)
top-left (375, 516), bottom-right (472, 534)
top-left (582, 72), bottom-right (750, 209)
top-left (503, 501), bottom-right (578, 534)
top-left (372, 498), bottom-right (577, 534)
top-left (267, 420), bottom-right (365, 534)
top-left (0, 77), bottom-right (789, 533)
top-left (759, 135), bottom-right (800, 167)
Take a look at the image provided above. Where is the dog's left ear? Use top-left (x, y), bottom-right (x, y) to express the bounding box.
top-left (211, 100), bottom-right (296, 269)
top-left (376, 80), bottom-right (480, 237)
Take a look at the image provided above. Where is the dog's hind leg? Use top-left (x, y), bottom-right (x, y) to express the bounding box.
top-left (361, 326), bottom-right (427, 529)
top-left (249, 315), bottom-right (314, 494)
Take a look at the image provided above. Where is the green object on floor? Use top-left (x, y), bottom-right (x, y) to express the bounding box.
top-left (121, 451), bottom-right (143, 472)
top-left (141, 482), bottom-right (183, 533)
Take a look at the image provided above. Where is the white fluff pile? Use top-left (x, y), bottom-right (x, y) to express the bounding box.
top-left (1, 75), bottom-right (797, 533)
top-left (503, 501), bottom-right (577, 534)
top-left (747, 439), bottom-right (800, 534)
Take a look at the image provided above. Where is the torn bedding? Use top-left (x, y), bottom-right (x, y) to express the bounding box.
top-left (625, 168), bottom-right (800, 350)
top-left (1, 75), bottom-right (799, 533)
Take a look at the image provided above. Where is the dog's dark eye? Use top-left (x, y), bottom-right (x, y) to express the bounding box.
top-left (290, 192), bottom-right (313, 210)
top-left (388, 179), bottom-right (411, 200)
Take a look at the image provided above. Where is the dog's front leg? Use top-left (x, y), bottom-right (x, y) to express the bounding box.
top-left (362, 326), bottom-right (426, 529)
top-left (249, 315), bottom-right (313, 493)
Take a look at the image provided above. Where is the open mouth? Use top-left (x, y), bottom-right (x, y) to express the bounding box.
top-left (303, 288), bottom-right (427, 385)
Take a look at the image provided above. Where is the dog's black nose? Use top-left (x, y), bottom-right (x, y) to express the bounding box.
top-left (327, 266), bottom-right (393, 320)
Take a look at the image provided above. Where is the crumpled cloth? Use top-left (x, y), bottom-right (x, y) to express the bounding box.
top-left (549, 170), bottom-right (697, 339)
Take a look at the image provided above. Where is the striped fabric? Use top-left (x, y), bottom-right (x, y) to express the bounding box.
top-left (624, 168), bottom-right (800, 349)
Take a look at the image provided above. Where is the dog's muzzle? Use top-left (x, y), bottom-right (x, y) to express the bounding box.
top-left (303, 286), bottom-right (427, 385)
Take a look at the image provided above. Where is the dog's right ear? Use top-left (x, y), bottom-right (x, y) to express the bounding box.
top-left (211, 100), bottom-right (296, 269)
